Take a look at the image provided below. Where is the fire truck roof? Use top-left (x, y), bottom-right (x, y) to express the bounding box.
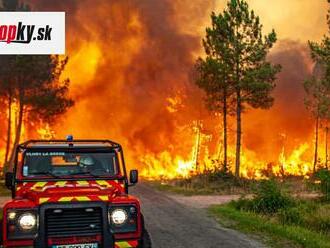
top-left (18, 139), bottom-right (121, 149)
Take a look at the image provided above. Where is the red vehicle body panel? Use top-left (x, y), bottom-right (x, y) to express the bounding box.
top-left (2, 140), bottom-right (143, 248)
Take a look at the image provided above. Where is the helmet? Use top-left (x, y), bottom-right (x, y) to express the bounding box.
top-left (79, 156), bottom-right (95, 167)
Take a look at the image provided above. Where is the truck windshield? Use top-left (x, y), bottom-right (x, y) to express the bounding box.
top-left (23, 151), bottom-right (119, 178)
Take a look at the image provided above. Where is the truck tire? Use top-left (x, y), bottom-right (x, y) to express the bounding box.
top-left (138, 229), bottom-right (152, 248)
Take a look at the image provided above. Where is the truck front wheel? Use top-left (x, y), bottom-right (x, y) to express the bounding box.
top-left (138, 229), bottom-right (151, 248)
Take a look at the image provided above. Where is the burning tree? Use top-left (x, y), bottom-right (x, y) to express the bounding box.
top-left (0, 55), bottom-right (74, 169)
top-left (195, 57), bottom-right (234, 172)
top-left (304, 1), bottom-right (330, 172)
top-left (304, 62), bottom-right (330, 172)
top-left (0, 1), bottom-right (74, 169)
top-left (196, 0), bottom-right (281, 177)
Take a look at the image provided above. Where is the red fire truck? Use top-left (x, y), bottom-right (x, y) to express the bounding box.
top-left (1, 137), bottom-right (151, 248)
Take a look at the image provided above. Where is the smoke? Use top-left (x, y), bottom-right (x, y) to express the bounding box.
top-left (223, 0), bottom-right (328, 42)
top-left (243, 40), bottom-right (315, 161)
top-left (26, 0), bottom-right (215, 165)
top-left (19, 0), bottom-right (327, 171)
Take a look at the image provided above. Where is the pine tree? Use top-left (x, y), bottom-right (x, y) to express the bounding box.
top-left (0, 1), bottom-right (74, 169)
top-left (305, 0), bottom-right (330, 171)
top-left (195, 17), bottom-right (235, 171)
top-left (197, 0), bottom-right (281, 177)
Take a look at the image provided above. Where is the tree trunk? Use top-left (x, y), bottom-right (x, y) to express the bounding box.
top-left (4, 92), bottom-right (12, 165)
top-left (235, 89), bottom-right (242, 177)
top-left (313, 116), bottom-right (319, 173)
top-left (223, 87), bottom-right (228, 172)
top-left (325, 126), bottom-right (328, 169)
top-left (195, 121), bottom-right (201, 172)
top-left (8, 98), bottom-right (24, 170)
top-left (234, 31), bottom-right (241, 178)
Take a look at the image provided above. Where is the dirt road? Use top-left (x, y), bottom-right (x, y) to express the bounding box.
top-left (131, 183), bottom-right (265, 248)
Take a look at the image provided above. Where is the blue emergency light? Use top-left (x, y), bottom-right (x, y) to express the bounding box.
top-left (66, 135), bottom-right (73, 142)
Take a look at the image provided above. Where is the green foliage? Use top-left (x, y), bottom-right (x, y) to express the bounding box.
top-left (252, 179), bottom-right (294, 214)
top-left (149, 170), bottom-right (256, 195)
top-left (210, 204), bottom-right (330, 248)
top-left (230, 197), bottom-right (254, 211)
top-left (196, 0), bottom-right (281, 177)
top-left (315, 169), bottom-right (330, 200)
top-left (0, 1), bottom-right (74, 166)
top-left (303, 1), bottom-right (330, 173)
top-left (277, 207), bottom-right (302, 225)
top-left (232, 183), bottom-right (330, 235)
top-left (233, 179), bottom-right (294, 214)
top-left (0, 55), bottom-right (74, 122)
top-left (304, 204), bottom-right (330, 234)
top-left (203, 0), bottom-right (281, 110)
top-left (195, 57), bottom-right (234, 114)
top-left (276, 201), bottom-right (330, 234)
top-left (303, 66), bottom-right (330, 121)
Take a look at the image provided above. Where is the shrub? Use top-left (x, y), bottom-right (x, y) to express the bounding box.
top-left (277, 207), bottom-right (302, 225)
top-left (231, 179), bottom-right (294, 214)
top-left (315, 169), bottom-right (330, 201)
top-left (303, 204), bottom-right (330, 234)
top-left (276, 201), bottom-right (330, 234)
top-left (231, 197), bottom-right (254, 211)
top-left (250, 179), bottom-right (294, 214)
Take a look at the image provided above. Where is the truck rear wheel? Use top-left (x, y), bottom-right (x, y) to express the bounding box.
top-left (138, 229), bottom-right (152, 248)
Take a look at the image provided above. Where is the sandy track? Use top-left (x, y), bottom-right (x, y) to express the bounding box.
top-left (131, 183), bottom-right (265, 248)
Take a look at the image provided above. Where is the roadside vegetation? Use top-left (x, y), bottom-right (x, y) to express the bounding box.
top-left (147, 170), bottom-right (330, 247)
top-left (146, 169), bottom-right (319, 196)
top-left (210, 204), bottom-right (330, 248)
top-left (209, 174), bottom-right (330, 248)
top-left (146, 170), bottom-right (255, 195)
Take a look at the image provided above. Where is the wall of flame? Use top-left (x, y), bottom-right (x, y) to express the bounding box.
top-left (0, 0), bottom-right (328, 178)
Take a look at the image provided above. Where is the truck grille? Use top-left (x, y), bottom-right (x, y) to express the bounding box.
top-left (45, 207), bottom-right (103, 237)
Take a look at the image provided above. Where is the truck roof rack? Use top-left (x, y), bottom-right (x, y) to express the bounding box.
top-left (18, 139), bottom-right (121, 149)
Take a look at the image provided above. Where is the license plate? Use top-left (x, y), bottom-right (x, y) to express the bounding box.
top-left (52, 243), bottom-right (98, 248)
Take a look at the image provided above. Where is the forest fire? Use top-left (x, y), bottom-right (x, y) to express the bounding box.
top-left (139, 129), bottom-right (316, 180)
top-left (0, 0), bottom-right (328, 180)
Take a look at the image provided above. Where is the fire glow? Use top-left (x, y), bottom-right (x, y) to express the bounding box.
top-left (0, 0), bottom-right (328, 179)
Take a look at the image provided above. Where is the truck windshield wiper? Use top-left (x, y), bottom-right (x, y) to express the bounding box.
top-left (70, 171), bottom-right (110, 177)
top-left (31, 171), bottom-right (60, 178)
top-left (70, 171), bottom-right (97, 176)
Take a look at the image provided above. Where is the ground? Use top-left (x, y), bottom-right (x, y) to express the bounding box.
top-left (131, 183), bottom-right (265, 248)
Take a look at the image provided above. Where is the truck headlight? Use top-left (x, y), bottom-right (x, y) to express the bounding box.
top-left (110, 209), bottom-right (128, 225)
top-left (18, 213), bottom-right (37, 230)
top-left (109, 205), bottom-right (138, 233)
top-left (6, 209), bottom-right (38, 239)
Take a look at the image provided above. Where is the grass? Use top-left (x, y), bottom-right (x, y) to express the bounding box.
top-left (209, 204), bottom-right (330, 248)
top-left (145, 171), bottom-right (319, 197)
top-left (208, 179), bottom-right (329, 248)
top-left (147, 173), bottom-right (329, 247)
top-left (146, 180), bottom-right (220, 196)
top-left (144, 170), bottom-right (257, 195)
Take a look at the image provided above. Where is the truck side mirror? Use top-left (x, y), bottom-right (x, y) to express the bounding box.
top-left (129, 169), bottom-right (138, 185)
top-left (5, 172), bottom-right (14, 189)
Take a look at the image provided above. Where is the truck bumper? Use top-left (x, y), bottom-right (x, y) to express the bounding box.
top-left (115, 240), bottom-right (139, 248)
top-left (3, 240), bottom-right (139, 248)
